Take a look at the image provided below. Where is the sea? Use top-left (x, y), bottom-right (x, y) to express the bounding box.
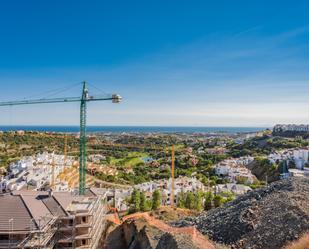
top-left (0, 126), bottom-right (268, 134)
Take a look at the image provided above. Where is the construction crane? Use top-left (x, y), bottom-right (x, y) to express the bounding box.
top-left (171, 145), bottom-right (175, 208)
top-left (0, 81), bottom-right (122, 195)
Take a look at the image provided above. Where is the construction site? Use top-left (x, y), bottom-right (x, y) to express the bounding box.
top-left (0, 189), bottom-right (108, 249)
top-left (0, 83), bottom-right (216, 249)
top-left (0, 83), bottom-right (122, 248)
top-left (4, 83), bottom-right (305, 249)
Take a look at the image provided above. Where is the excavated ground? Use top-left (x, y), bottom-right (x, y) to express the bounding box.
top-left (103, 212), bottom-right (217, 249)
top-left (175, 177), bottom-right (309, 249)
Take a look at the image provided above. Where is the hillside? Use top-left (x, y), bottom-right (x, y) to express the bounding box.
top-left (0, 132), bottom-right (79, 168)
top-left (175, 177), bottom-right (309, 249)
top-left (246, 158), bottom-right (281, 183)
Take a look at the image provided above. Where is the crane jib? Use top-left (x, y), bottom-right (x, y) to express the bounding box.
top-left (0, 96), bottom-right (114, 107)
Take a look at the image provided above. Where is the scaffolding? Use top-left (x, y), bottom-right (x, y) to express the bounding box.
top-left (0, 192), bottom-right (108, 249)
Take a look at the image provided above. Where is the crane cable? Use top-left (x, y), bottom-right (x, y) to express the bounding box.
top-left (21, 82), bottom-right (82, 100)
top-left (87, 82), bottom-right (110, 96)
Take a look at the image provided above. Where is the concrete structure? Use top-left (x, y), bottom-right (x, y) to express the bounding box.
top-left (0, 189), bottom-right (107, 249)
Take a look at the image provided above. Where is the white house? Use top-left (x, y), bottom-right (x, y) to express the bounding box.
top-left (215, 183), bottom-right (252, 195)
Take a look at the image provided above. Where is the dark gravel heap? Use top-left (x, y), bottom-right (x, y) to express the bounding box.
top-left (175, 177), bottom-right (309, 249)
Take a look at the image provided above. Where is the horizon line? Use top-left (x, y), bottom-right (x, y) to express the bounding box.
top-left (0, 124), bottom-right (271, 128)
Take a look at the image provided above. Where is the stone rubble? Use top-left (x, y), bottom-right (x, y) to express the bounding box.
top-left (174, 177), bottom-right (309, 249)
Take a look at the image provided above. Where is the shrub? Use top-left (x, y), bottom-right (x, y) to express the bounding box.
top-left (204, 191), bottom-right (213, 211)
top-left (213, 195), bottom-right (224, 208)
top-left (177, 191), bottom-right (186, 208)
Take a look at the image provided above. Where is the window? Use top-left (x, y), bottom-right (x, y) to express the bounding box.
top-left (0, 235), bottom-right (9, 240)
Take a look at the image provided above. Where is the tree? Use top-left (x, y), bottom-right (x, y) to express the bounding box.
top-left (177, 191), bottom-right (186, 208)
top-left (194, 191), bottom-right (203, 211)
top-left (140, 192), bottom-right (150, 212)
top-left (185, 192), bottom-right (195, 209)
top-left (213, 195), bottom-right (224, 208)
top-left (204, 191), bottom-right (213, 211)
top-left (152, 190), bottom-right (161, 210)
top-left (129, 189), bottom-right (141, 214)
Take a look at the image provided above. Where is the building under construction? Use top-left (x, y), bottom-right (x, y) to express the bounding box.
top-left (0, 189), bottom-right (108, 249)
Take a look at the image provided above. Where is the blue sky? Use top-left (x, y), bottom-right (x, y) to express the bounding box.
top-left (1, 1), bottom-right (309, 126)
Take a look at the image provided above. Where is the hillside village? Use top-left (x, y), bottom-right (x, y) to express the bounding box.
top-left (1, 129), bottom-right (309, 209)
top-left (0, 127), bottom-right (308, 249)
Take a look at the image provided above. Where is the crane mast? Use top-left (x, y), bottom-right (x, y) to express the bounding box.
top-left (80, 82), bottom-right (87, 195)
top-left (0, 81), bottom-right (122, 195)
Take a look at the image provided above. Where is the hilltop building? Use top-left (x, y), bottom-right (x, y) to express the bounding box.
top-left (273, 124), bottom-right (309, 133)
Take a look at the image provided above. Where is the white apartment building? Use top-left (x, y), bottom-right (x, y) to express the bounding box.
top-left (268, 149), bottom-right (309, 170)
top-left (294, 149), bottom-right (308, 170)
top-left (135, 176), bottom-right (206, 206)
top-left (107, 176), bottom-right (207, 211)
top-left (215, 156), bottom-right (255, 184)
top-left (215, 183), bottom-right (252, 195)
top-left (0, 152), bottom-right (75, 193)
top-left (273, 124), bottom-right (309, 133)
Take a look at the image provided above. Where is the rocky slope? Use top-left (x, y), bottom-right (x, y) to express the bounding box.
top-left (175, 177), bottom-right (309, 249)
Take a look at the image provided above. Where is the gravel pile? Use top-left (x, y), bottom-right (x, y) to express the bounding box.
top-left (175, 177), bottom-right (309, 249)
